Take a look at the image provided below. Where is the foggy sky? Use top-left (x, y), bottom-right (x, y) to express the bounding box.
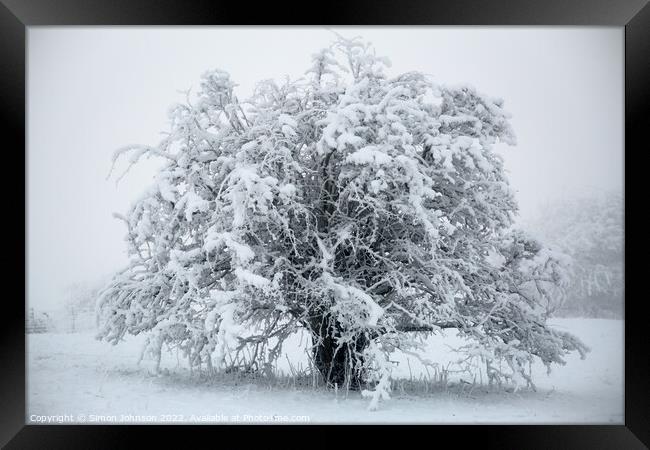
top-left (27, 27), bottom-right (623, 309)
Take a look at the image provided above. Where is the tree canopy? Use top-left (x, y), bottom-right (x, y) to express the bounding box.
top-left (97, 36), bottom-right (587, 409)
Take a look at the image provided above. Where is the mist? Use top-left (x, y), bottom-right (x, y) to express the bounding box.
top-left (27, 26), bottom-right (623, 310)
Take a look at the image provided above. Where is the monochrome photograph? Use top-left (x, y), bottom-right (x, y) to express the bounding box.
top-left (26, 26), bottom-right (624, 424)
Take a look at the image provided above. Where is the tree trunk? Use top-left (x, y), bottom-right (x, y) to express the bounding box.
top-left (310, 316), bottom-right (368, 390)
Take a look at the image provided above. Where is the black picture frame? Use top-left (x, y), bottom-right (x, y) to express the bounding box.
top-left (3, 0), bottom-right (647, 448)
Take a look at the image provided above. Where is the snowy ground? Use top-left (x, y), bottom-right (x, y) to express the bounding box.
top-left (26, 318), bottom-right (623, 424)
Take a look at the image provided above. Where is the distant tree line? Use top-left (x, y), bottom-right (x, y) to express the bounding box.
top-left (527, 190), bottom-right (623, 318)
top-left (27, 281), bottom-right (103, 333)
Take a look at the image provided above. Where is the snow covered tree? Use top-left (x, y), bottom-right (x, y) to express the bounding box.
top-left (64, 282), bottom-right (101, 332)
top-left (527, 190), bottom-right (623, 318)
top-left (96, 36), bottom-right (587, 407)
top-left (26, 308), bottom-right (54, 334)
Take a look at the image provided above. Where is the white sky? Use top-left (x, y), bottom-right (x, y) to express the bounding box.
top-left (27, 27), bottom-right (624, 309)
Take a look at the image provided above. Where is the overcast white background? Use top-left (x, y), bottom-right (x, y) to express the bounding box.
top-left (27, 27), bottom-right (623, 310)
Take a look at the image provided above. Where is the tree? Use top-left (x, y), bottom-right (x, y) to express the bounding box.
top-left (527, 190), bottom-right (624, 318)
top-left (64, 282), bottom-right (101, 332)
top-left (26, 307), bottom-right (54, 334)
top-left (97, 36), bottom-right (587, 408)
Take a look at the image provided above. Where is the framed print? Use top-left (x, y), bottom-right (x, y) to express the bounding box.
top-left (2, 0), bottom-right (647, 447)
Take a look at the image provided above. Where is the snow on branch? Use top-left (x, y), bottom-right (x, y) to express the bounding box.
top-left (97, 36), bottom-right (588, 411)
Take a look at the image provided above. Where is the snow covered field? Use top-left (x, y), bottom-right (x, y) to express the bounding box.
top-left (26, 318), bottom-right (623, 424)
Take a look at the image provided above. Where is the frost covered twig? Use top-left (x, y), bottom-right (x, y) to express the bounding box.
top-left (96, 35), bottom-right (588, 411)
